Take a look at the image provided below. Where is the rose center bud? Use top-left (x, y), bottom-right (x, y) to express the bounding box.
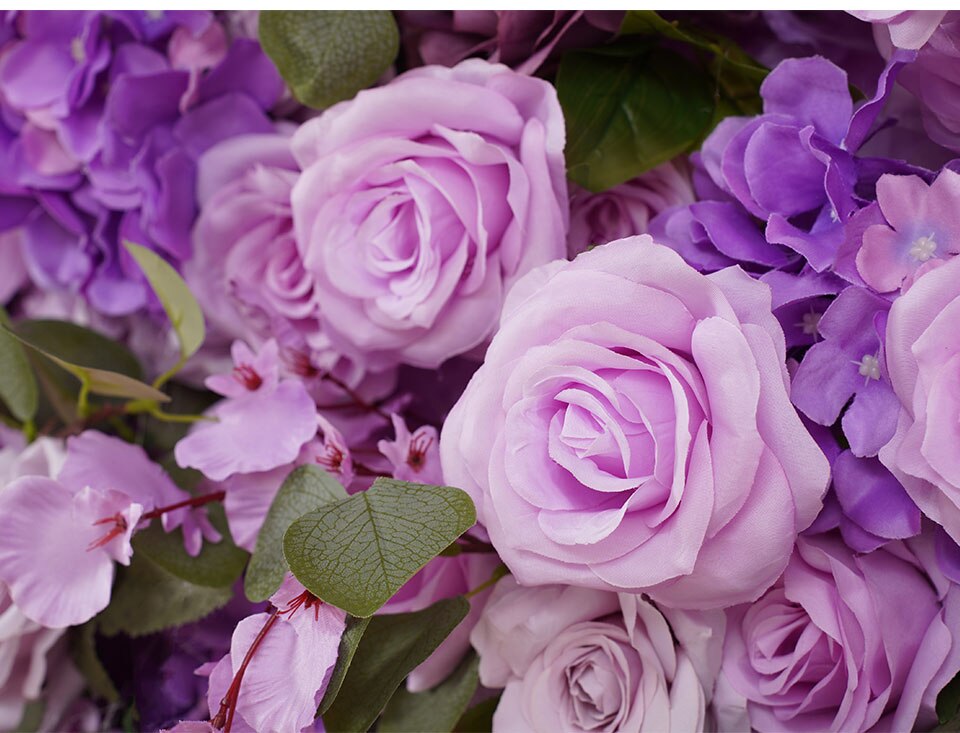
top-left (232, 364), bottom-right (263, 391)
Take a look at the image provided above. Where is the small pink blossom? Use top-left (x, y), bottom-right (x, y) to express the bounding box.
top-left (377, 414), bottom-right (442, 485)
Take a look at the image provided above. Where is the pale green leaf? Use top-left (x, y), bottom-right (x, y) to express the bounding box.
top-left (5, 321), bottom-right (168, 403)
top-left (246, 465), bottom-right (348, 602)
top-left (380, 651), bottom-right (480, 733)
top-left (322, 597), bottom-right (470, 733)
top-left (259, 10), bottom-right (399, 109)
top-left (0, 308), bottom-right (37, 422)
top-left (124, 241), bottom-right (205, 362)
top-left (284, 478), bottom-right (476, 617)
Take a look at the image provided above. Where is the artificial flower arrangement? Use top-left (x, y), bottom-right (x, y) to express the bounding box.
top-left (1, 8), bottom-right (960, 733)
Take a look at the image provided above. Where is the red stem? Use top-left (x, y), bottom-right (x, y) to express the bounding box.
top-left (211, 609), bottom-right (280, 733)
top-left (140, 490), bottom-right (225, 522)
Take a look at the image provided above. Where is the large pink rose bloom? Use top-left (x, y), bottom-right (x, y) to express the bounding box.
top-left (881, 255), bottom-right (960, 543)
top-left (441, 236), bottom-right (829, 608)
top-left (291, 58), bottom-right (569, 371)
top-left (722, 530), bottom-right (960, 732)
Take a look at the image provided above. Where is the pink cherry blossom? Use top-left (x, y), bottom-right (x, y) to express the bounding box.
top-left (377, 414), bottom-right (442, 485)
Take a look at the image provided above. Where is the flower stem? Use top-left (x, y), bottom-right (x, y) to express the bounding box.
top-left (140, 490), bottom-right (225, 522)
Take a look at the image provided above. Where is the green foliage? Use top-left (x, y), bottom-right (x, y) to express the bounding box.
top-left (380, 651), bottom-right (480, 733)
top-left (124, 241), bottom-right (205, 385)
top-left (558, 43), bottom-right (714, 192)
top-left (284, 478), bottom-right (476, 617)
top-left (454, 696), bottom-right (501, 732)
top-left (6, 320), bottom-right (166, 409)
top-left (259, 10), bottom-right (399, 109)
top-left (68, 621), bottom-right (119, 703)
top-left (322, 597), bottom-right (470, 732)
top-left (13, 701), bottom-right (44, 732)
top-left (142, 381), bottom-right (219, 456)
top-left (317, 615), bottom-right (372, 716)
top-left (558, 10), bottom-right (768, 193)
top-left (937, 671), bottom-right (960, 727)
top-left (0, 308), bottom-right (38, 424)
top-left (246, 465), bottom-right (348, 602)
top-left (132, 505), bottom-right (248, 588)
top-left (98, 552), bottom-right (232, 637)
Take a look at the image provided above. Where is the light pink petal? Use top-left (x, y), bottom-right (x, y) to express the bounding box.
top-left (0, 478), bottom-right (138, 627)
top-left (175, 381), bottom-right (317, 481)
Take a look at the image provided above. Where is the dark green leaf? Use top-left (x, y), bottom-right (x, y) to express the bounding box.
top-left (938, 671), bottom-right (960, 725)
top-left (7, 320), bottom-right (167, 403)
top-left (454, 696), bottom-right (500, 733)
top-left (98, 552), bottom-right (232, 637)
top-left (246, 465), bottom-right (348, 602)
top-left (124, 241), bottom-right (205, 363)
top-left (619, 10), bottom-right (766, 116)
top-left (132, 504), bottom-right (248, 588)
top-left (68, 621), bottom-right (119, 702)
top-left (322, 597), bottom-right (470, 733)
top-left (558, 44), bottom-right (715, 192)
top-left (284, 478), bottom-right (476, 617)
top-left (259, 10), bottom-right (399, 109)
top-left (317, 615), bottom-right (372, 716)
top-left (13, 700), bottom-right (44, 732)
top-left (380, 651), bottom-right (480, 733)
top-left (0, 308), bottom-right (38, 423)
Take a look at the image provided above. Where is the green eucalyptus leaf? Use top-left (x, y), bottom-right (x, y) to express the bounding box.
top-left (317, 614), bottom-right (371, 716)
top-left (98, 552), bottom-right (232, 637)
top-left (558, 43), bottom-right (714, 192)
top-left (132, 504), bottom-right (248, 588)
top-left (259, 10), bottom-right (399, 109)
top-left (322, 597), bottom-right (470, 733)
top-left (284, 478), bottom-right (476, 617)
top-left (380, 651), bottom-right (480, 733)
top-left (68, 621), bottom-right (119, 703)
top-left (0, 309), bottom-right (38, 423)
top-left (123, 241), bottom-right (205, 363)
top-left (6, 320), bottom-right (167, 403)
top-left (246, 465), bottom-right (348, 602)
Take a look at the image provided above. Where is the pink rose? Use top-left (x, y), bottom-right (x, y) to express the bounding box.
top-left (722, 530), bottom-right (960, 732)
top-left (880, 255), bottom-right (960, 543)
top-left (441, 236), bottom-right (829, 608)
top-left (567, 160), bottom-right (695, 257)
top-left (470, 577), bottom-right (725, 732)
top-left (291, 58), bottom-right (569, 370)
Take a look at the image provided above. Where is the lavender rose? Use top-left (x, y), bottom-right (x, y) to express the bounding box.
top-left (470, 577), bottom-right (725, 732)
top-left (290, 58), bottom-right (569, 371)
top-left (880, 255), bottom-right (960, 544)
top-left (441, 236), bottom-right (829, 608)
top-left (721, 530), bottom-right (960, 732)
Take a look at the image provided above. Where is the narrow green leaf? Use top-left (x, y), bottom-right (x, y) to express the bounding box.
top-left (317, 615), bottom-right (371, 716)
top-left (98, 552), bottom-right (232, 637)
top-left (454, 696), bottom-right (501, 733)
top-left (558, 43), bottom-right (715, 192)
top-left (133, 504), bottom-right (248, 588)
top-left (0, 308), bottom-right (38, 422)
top-left (380, 651), bottom-right (480, 733)
top-left (322, 597), bottom-right (470, 733)
top-left (5, 321), bottom-right (168, 403)
top-left (246, 465), bottom-right (348, 602)
top-left (284, 478), bottom-right (476, 617)
top-left (124, 241), bottom-right (205, 362)
top-left (259, 10), bottom-right (399, 109)
top-left (67, 621), bottom-right (119, 702)
top-left (14, 700), bottom-right (44, 732)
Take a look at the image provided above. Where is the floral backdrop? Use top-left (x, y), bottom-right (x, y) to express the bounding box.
top-left (0, 9), bottom-right (960, 733)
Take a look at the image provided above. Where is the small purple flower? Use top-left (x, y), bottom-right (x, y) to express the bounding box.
top-left (856, 169), bottom-right (960, 292)
top-left (377, 414), bottom-right (442, 485)
top-left (175, 340), bottom-right (319, 482)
